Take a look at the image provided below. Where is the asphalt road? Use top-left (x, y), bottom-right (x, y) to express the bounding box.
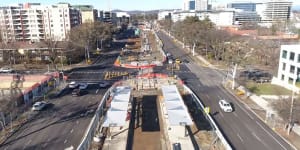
top-left (157, 31), bottom-right (294, 150)
top-left (0, 85), bottom-right (107, 150)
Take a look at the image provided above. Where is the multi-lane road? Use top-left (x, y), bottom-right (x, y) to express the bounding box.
top-left (157, 31), bottom-right (294, 150)
top-left (1, 85), bottom-right (107, 150)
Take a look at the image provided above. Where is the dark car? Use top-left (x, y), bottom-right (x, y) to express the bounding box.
top-left (72, 89), bottom-right (82, 96)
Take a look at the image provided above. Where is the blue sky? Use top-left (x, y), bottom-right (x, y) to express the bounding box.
top-left (1, 0), bottom-right (299, 11)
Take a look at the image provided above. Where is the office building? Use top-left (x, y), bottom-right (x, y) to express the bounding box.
top-left (195, 0), bottom-right (208, 11)
top-left (227, 2), bottom-right (257, 12)
top-left (273, 44), bottom-right (300, 92)
top-left (73, 5), bottom-right (98, 23)
top-left (183, 0), bottom-right (196, 11)
top-left (256, 0), bottom-right (292, 23)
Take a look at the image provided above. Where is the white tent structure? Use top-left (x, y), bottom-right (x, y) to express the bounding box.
top-left (161, 85), bottom-right (193, 126)
top-left (103, 86), bottom-right (131, 127)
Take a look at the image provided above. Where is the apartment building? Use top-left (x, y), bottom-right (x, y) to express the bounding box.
top-left (273, 44), bottom-right (300, 91)
top-left (0, 4), bottom-right (44, 42)
top-left (0, 3), bottom-right (80, 42)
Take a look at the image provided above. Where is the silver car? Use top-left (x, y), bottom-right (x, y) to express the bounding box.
top-left (32, 101), bottom-right (47, 111)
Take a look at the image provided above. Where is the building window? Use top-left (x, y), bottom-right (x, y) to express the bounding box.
top-left (51, 24), bottom-right (53, 27)
top-left (290, 65), bottom-right (295, 73)
top-left (60, 14), bottom-right (62, 17)
top-left (282, 63), bottom-right (286, 71)
top-left (282, 50), bottom-right (287, 59)
top-left (61, 24), bottom-right (63, 27)
top-left (66, 24), bottom-right (68, 27)
top-left (281, 74), bottom-right (284, 80)
top-left (290, 52), bottom-right (295, 61)
top-left (298, 54), bottom-right (300, 63)
top-left (289, 77), bottom-right (294, 84)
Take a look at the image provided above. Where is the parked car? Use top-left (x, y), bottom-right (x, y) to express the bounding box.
top-left (79, 83), bottom-right (88, 90)
top-left (99, 81), bottom-right (110, 88)
top-left (69, 81), bottom-right (78, 89)
top-left (0, 67), bottom-right (13, 73)
top-left (168, 59), bottom-right (173, 64)
top-left (72, 89), bottom-right (83, 96)
top-left (32, 101), bottom-right (48, 111)
top-left (219, 99), bottom-right (233, 112)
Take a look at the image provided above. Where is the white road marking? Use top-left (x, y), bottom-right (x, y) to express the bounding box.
top-left (252, 132), bottom-right (261, 141)
top-left (64, 145), bottom-right (74, 150)
top-left (76, 120), bottom-right (79, 124)
top-left (96, 89), bottom-right (99, 94)
top-left (256, 121), bottom-right (287, 150)
top-left (237, 133), bottom-right (243, 143)
top-left (219, 111), bottom-right (224, 117)
top-left (64, 139), bottom-right (68, 144)
top-left (70, 128), bottom-right (74, 133)
top-left (217, 95), bottom-right (222, 100)
top-left (233, 112), bottom-right (238, 117)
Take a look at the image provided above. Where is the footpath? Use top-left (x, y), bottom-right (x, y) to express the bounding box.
top-left (160, 29), bottom-right (300, 150)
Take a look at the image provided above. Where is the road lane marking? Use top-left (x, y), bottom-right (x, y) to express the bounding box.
top-left (237, 133), bottom-right (243, 143)
top-left (70, 128), bottom-right (74, 133)
top-left (233, 112), bottom-right (238, 117)
top-left (96, 89), bottom-right (99, 94)
top-left (252, 132), bottom-right (271, 149)
top-left (219, 111), bottom-right (224, 117)
top-left (217, 95), bottom-right (222, 99)
top-left (64, 139), bottom-right (68, 144)
top-left (256, 121), bottom-right (287, 150)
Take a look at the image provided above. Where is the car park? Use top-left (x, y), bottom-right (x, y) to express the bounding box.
top-left (69, 81), bottom-right (79, 89)
top-left (219, 99), bottom-right (233, 112)
top-left (32, 101), bottom-right (48, 111)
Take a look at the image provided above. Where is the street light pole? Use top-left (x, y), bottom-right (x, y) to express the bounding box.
top-left (288, 74), bottom-right (297, 135)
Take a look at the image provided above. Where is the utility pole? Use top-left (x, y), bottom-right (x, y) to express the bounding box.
top-left (232, 63), bottom-right (237, 90)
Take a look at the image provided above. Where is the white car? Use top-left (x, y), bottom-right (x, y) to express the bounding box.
top-left (0, 67), bottom-right (13, 73)
top-left (79, 83), bottom-right (88, 90)
top-left (69, 81), bottom-right (78, 89)
top-left (32, 101), bottom-right (47, 111)
top-left (219, 99), bottom-right (233, 112)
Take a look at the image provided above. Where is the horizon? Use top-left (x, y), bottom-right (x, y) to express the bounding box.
top-left (0, 0), bottom-right (300, 11)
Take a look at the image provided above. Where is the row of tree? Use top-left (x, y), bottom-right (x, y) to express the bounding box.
top-left (159, 17), bottom-right (281, 70)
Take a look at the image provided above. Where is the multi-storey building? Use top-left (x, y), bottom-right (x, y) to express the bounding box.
top-left (227, 2), bottom-right (257, 12)
top-left (0, 4), bottom-right (44, 42)
top-left (256, 0), bottom-right (292, 23)
top-left (195, 0), bottom-right (208, 11)
top-left (183, 0), bottom-right (196, 11)
top-left (273, 44), bottom-right (300, 92)
top-left (0, 3), bottom-right (80, 42)
top-left (73, 5), bottom-right (98, 23)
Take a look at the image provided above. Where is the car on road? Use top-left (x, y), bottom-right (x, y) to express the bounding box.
top-left (175, 58), bottom-right (181, 64)
top-left (32, 101), bottom-right (48, 111)
top-left (219, 99), bottom-right (233, 112)
top-left (183, 59), bottom-right (189, 63)
top-left (99, 81), bottom-right (110, 88)
top-left (69, 81), bottom-right (79, 89)
top-left (168, 59), bottom-right (173, 64)
top-left (79, 83), bottom-right (88, 90)
top-left (0, 67), bottom-right (14, 73)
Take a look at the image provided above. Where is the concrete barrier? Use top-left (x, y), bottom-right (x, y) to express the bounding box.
top-left (183, 85), bottom-right (233, 150)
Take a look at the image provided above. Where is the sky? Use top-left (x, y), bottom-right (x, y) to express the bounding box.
top-left (0, 0), bottom-right (300, 11)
